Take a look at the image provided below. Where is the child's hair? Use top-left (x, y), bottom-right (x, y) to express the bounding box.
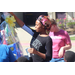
top-left (50, 19), bottom-right (57, 25)
top-left (64, 51), bottom-right (75, 62)
top-left (17, 56), bottom-right (29, 62)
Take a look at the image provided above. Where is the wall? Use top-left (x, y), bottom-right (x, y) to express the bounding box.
top-left (13, 12), bottom-right (23, 27)
top-left (67, 12), bottom-right (73, 20)
top-left (23, 12), bottom-right (48, 25)
top-left (47, 12), bottom-right (53, 19)
top-left (51, 12), bottom-right (75, 20)
top-left (13, 12), bottom-right (75, 21)
top-left (13, 12), bottom-right (75, 27)
top-left (14, 12), bottom-right (23, 20)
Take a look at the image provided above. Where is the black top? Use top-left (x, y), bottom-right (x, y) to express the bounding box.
top-left (22, 25), bottom-right (52, 62)
top-left (30, 30), bottom-right (52, 62)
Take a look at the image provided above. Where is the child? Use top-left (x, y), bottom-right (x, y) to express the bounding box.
top-left (17, 56), bottom-right (29, 62)
top-left (9, 12), bottom-right (52, 62)
top-left (64, 51), bottom-right (75, 62)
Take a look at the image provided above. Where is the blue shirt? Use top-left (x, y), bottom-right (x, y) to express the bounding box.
top-left (0, 44), bottom-right (16, 62)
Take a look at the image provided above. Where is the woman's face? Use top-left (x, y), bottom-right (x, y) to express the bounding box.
top-left (35, 20), bottom-right (44, 32)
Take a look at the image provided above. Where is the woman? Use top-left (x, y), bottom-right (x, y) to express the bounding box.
top-left (49, 19), bottom-right (72, 62)
top-left (9, 12), bottom-right (52, 62)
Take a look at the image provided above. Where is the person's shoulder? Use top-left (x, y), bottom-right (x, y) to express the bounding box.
top-left (0, 44), bottom-right (9, 53)
top-left (61, 29), bottom-right (68, 35)
top-left (46, 36), bottom-right (52, 41)
top-left (0, 44), bottom-right (9, 52)
top-left (59, 29), bottom-right (68, 34)
top-left (45, 36), bottom-right (52, 44)
top-left (59, 29), bottom-right (64, 32)
top-left (0, 44), bottom-right (7, 47)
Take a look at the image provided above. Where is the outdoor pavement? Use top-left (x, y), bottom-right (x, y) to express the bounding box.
top-left (15, 26), bottom-right (75, 56)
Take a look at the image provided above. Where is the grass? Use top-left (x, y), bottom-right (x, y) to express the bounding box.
top-left (70, 36), bottom-right (75, 40)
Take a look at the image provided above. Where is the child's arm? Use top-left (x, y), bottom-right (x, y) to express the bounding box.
top-left (28, 48), bottom-right (46, 59)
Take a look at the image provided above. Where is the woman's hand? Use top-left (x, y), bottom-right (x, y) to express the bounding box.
top-left (8, 12), bottom-right (25, 27)
top-left (58, 47), bottom-right (65, 57)
top-left (58, 43), bottom-right (72, 57)
top-left (28, 48), bottom-right (37, 54)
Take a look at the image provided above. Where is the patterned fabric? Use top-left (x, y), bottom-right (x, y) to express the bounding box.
top-left (37, 15), bottom-right (51, 26)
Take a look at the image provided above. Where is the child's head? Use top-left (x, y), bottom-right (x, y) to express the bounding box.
top-left (35, 15), bottom-right (51, 33)
top-left (64, 51), bottom-right (75, 62)
top-left (17, 56), bottom-right (29, 62)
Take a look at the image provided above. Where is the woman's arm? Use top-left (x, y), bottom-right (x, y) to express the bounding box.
top-left (9, 12), bottom-right (34, 36)
top-left (58, 43), bottom-right (72, 57)
top-left (9, 12), bottom-right (24, 27)
top-left (58, 31), bottom-right (72, 57)
top-left (64, 31), bottom-right (72, 50)
top-left (63, 43), bottom-right (72, 50)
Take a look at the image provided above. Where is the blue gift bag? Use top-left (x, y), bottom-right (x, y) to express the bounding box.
top-left (8, 43), bottom-right (21, 59)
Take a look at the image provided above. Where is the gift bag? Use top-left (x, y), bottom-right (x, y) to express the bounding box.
top-left (0, 12), bottom-right (23, 59)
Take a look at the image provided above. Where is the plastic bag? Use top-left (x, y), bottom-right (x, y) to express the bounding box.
top-left (0, 12), bottom-right (23, 59)
top-left (2, 12), bottom-right (11, 19)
